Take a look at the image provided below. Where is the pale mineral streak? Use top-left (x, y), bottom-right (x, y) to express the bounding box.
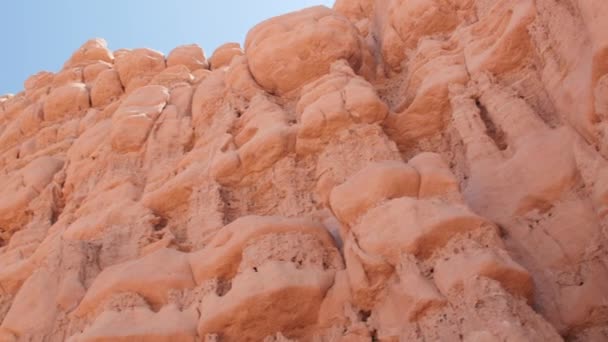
top-left (0, 1), bottom-right (607, 341)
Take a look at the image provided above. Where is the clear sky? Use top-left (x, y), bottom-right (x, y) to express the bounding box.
top-left (0, 0), bottom-right (334, 95)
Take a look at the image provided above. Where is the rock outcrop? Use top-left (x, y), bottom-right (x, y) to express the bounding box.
top-left (1, 1), bottom-right (607, 341)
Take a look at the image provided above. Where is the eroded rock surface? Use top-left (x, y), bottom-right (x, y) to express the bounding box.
top-left (1, 1), bottom-right (608, 341)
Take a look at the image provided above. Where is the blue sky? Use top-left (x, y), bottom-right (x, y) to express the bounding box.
top-left (0, 0), bottom-right (333, 95)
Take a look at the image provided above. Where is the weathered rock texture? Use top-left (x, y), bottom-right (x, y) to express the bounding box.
top-left (1, 1), bottom-right (607, 341)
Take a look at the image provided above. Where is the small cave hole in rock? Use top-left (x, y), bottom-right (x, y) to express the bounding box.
top-left (475, 98), bottom-right (508, 151)
top-left (154, 217), bottom-right (168, 231)
top-left (371, 329), bottom-right (379, 342)
top-left (216, 278), bottom-right (232, 297)
top-left (359, 310), bottom-right (372, 322)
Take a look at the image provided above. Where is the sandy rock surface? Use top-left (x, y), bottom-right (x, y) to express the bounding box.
top-left (1, 1), bottom-right (608, 341)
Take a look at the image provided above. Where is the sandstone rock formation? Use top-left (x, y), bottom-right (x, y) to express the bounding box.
top-left (1, 1), bottom-right (607, 341)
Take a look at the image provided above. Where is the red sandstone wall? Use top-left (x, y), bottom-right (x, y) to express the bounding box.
top-left (0, 1), bottom-right (607, 341)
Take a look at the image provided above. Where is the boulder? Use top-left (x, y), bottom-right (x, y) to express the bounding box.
top-left (64, 38), bottom-right (114, 68)
top-left (329, 161), bottom-right (420, 225)
top-left (43, 83), bottom-right (90, 121)
top-left (110, 85), bottom-right (169, 152)
top-left (91, 69), bottom-right (123, 107)
top-left (114, 48), bottom-right (166, 89)
top-left (245, 6), bottom-right (363, 94)
top-left (197, 262), bottom-right (334, 341)
top-left (74, 248), bottom-right (195, 316)
top-left (209, 42), bottom-right (244, 70)
top-left (167, 44), bottom-right (208, 71)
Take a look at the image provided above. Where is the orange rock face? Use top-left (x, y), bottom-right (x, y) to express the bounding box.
top-left (1, 1), bottom-right (608, 341)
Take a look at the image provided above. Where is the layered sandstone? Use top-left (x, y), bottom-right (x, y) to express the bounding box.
top-left (1, 1), bottom-right (607, 341)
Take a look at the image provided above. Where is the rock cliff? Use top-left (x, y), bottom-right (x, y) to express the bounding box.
top-left (1, 0), bottom-right (607, 341)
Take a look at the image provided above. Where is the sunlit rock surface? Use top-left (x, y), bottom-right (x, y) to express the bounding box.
top-left (1, 1), bottom-right (608, 341)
